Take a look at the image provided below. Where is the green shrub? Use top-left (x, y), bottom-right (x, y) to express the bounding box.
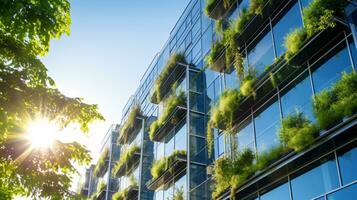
top-left (150, 150), bottom-right (186, 179)
top-left (149, 92), bottom-right (186, 140)
top-left (119, 105), bottom-right (142, 142)
top-left (171, 187), bottom-right (184, 200)
top-left (112, 188), bottom-right (129, 200)
top-left (313, 72), bottom-right (357, 130)
top-left (93, 148), bottom-right (109, 177)
top-left (303, 0), bottom-right (346, 37)
top-left (279, 112), bottom-right (318, 152)
top-left (240, 66), bottom-right (257, 97)
top-left (153, 53), bottom-right (186, 103)
top-left (205, 40), bottom-right (226, 71)
top-left (235, 8), bottom-right (255, 34)
top-left (97, 180), bottom-right (106, 192)
top-left (255, 145), bottom-right (288, 171)
top-left (112, 145), bottom-right (140, 176)
top-left (204, 0), bottom-right (234, 17)
top-left (212, 149), bottom-right (255, 199)
top-left (284, 28), bottom-right (308, 61)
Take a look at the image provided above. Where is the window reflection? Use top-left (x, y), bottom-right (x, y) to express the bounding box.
top-left (280, 74), bottom-right (314, 121)
top-left (218, 133), bottom-right (225, 157)
top-left (291, 157), bottom-right (339, 200)
top-left (327, 183), bottom-right (357, 200)
top-left (236, 119), bottom-right (255, 152)
top-left (338, 146), bottom-right (357, 185)
top-left (312, 46), bottom-right (353, 93)
top-left (260, 182), bottom-right (290, 200)
top-left (248, 28), bottom-right (275, 75)
top-left (273, 2), bottom-right (303, 57)
top-left (254, 100), bottom-right (281, 153)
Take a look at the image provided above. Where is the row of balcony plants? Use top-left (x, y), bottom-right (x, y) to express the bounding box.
top-left (117, 105), bottom-right (143, 144)
top-left (112, 144), bottom-right (141, 177)
top-left (112, 175), bottom-right (139, 200)
top-left (151, 53), bottom-right (187, 104)
top-left (209, 71), bottom-right (357, 199)
top-left (93, 148), bottom-right (109, 177)
top-left (149, 91), bottom-right (186, 141)
top-left (205, 0), bottom-right (347, 99)
top-left (90, 180), bottom-right (107, 200)
top-left (147, 150), bottom-right (187, 189)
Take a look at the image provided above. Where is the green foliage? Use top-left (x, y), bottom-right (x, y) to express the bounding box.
top-left (303, 0), bottom-right (346, 36)
top-left (0, 1), bottom-right (104, 199)
top-left (204, 0), bottom-right (234, 17)
top-left (240, 66), bottom-right (257, 97)
top-left (255, 145), bottom-right (288, 170)
top-left (112, 188), bottom-right (129, 200)
top-left (93, 148), bottom-right (109, 177)
top-left (112, 145), bottom-right (140, 177)
top-left (212, 149), bottom-right (255, 199)
top-left (97, 180), bottom-right (106, 192)
top-left (206, 121), bottom-right (215, 157)
top-left (284, 28), bottom-right (308, 61)
top-left (150, 150), bottom-right (186, 179)
top-left (119, 105), bottom-right (142, 141)
top-left (279, 112), bottom-right (318, 152)
top-left (149, 92), bottom-right (186, 140)
top-left (171, 187), bottom-right (185, 200)
top-left (313, 72), bottom-right (357, 130)
top-left (153, 53), bottom-right (186, 103)
top-left (205, 40), bottom-right (226, 71)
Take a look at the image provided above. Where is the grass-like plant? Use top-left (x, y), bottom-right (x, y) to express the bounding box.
top-left (112, 145), bottom-right (140, 177)
top-left (313, 72), bottom-right (357, 130)
top-left (205, 40), bottom-right (226, 72)
top-left (119, 105), bottom-right (142, 142)
top-left (112, 189), bottom-right (128, 200)
top-left (240, 66), bottom-right (257, 97)
top-left (97, 180), bottom-right (106, 192)
top-left (279, 112), bottom-right (318, 152)
top-left (255, 145), bottom-right (288, 171)
top-left (93, 148), bottom-right (109, 177)
top-left (284, 0), bottom-right (346, 61)
top-left (149, 91), bottom-right (186, 140)
top-left (150, 150), bottom-right (186, 179)
top-left (212, 149), bottom-right (255, 199)
top-left (205, 0), bottom-right (235, 17)
top-left (153, 53), bottom-right (186, 103)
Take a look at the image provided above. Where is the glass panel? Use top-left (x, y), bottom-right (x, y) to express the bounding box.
top-left (273, 2), bottom-right (303, 57)
top-left (236, 119), bottom-right (255, 152)
top-left (156, 142), bottom-right (165, 160)
top-left (254, 100), bottom-right (281, 153)
top-left (190, 164), bottom-right (206, 189)
top-left (338, 146), bottom-right (357, 185)
top-left (190, 113), bottom-right (205, 137)
top-left (165, 131), bottom-right (175, 157)
top-left (155, 190), bottom-right (164, 200)
top-left (175, 175), bottom-right (187, 200)
top-left (280, 74), bottom-right (314, 121)
top-left (202, 25), bottom-right (213, 56)
top-left (312, 46), bottom-right (353, 93)
top-left (327, 183), bottom-right (357, 200)
top-left (248, 28), bottom-right (275, 75)
top-left (239, 0), bottom-right (250, 12)
top-left (218, 133), bottom-right (225, 156)
top-left (300, 0), bottom-right (313, 8)
top-left (225, 69), bottom-right (239, 89)
top-left (164, 185), bottom-right (174, 200)
top-left (349, 41), bottom-right (357, 68)
top-left (190, 136), bottom-right (207, 163)
top-left (175, 123), bottom-right (187, 151)
top-left (260, 182), bottom-right (290, 200)
top-left (291, 157), bottom-right (339, 200)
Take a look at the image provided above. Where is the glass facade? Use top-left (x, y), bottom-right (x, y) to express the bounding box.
top-left (85, 0), bottom-right (357, 200)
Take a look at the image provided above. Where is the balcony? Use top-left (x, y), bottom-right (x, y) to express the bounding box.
top-left (147, 151), bottom-right (187, 190)
top-left (113, 145), bottom-right (141, 178)
top-left (151, 53), bottom-right (187, 104)
top-left (93, 148), bottom-right (109, 178)
top-left (149, 92), bottom-right (186, 141)
top-left (112, 185), bottom-right (139, 200)
top-left (117, 106), bottom-right (143, 144)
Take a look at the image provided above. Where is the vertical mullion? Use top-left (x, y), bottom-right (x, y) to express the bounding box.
top-left (334, 150), bottom-right (343, 187)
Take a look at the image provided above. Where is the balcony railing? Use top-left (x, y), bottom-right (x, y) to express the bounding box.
top-left (117, 106), bottom-right (144, 144)
top-left (113, 146), bottom-right (141, 178)
top-left (205, 0), bottom-right (237, 20)
top-left (147, 151), bottom-right (187, 190)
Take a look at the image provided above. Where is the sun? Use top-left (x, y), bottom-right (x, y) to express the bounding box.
top-left (26, 118), bottom-right (59, 149)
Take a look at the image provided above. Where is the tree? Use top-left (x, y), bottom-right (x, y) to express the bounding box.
top-left (0, 0), bottom-right (104, 199)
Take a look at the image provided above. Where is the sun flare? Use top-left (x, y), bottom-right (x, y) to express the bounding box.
top-left (26, 119), bottom-right (59, 149)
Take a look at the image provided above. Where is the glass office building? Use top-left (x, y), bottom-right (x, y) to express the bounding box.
top-left (85, 0), bottom-right (357, 199)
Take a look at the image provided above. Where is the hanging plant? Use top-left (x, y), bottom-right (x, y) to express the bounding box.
top-left (240, 66), bottom-right (257, 97)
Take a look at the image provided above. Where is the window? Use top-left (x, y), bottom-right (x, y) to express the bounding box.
top-left (254, 100), bottom-right (281, 153)
top-left (338, 146), bottom-right (357, 185)
top-left (272, 2), bottom-right (303, 57)
top-left (155, 190), bottom-right (164, 200)
top-left (156, 142), bottom-right (165, 160)
top-left (260, 182), bottom-right (290, 200)
top-left (280, 73), bottom-right (314, 121)
top-left (175, 123), bottom-right (187, 151)
top-left (165, 131), bottom-right (175, 157)
top-left (202, 25), bottom-right (213, 56)
top-left (175, 174), bottom-right (187, 199)
top-left (217, 133), bottom-right (225, 157)
top-left (248, 28), bottom-right (275, 75)
top-left (164, 185), bottom-right (174, 200)
top-left (236, 119), bottom-right (255, 152)
top-left (300, 0), bottom-right (313, 8)
top-left (349, 41), bottom-right (357, 68)
top-left (312, 46), bottom-right (353, 93)
top-left (327, 183), bottom-right (357, 200)
top-left (225, 69), bottom-right (239, 89)
top-left (291, 157), bottom-right (339, 200)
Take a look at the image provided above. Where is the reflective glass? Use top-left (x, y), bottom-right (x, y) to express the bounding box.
top-left (349, 41), bottom-right (357, 68)
top-left (338, 146), bottom-right (357, 185)
top-left (300, 0), bottom-right (313, 8)
top-left (175, 123), bottom-right (187, 151)
top-left (281, 75), bottom-right (314, 121)
top-left (175, 175), bottom-right (187, 199)
top-left (218, 133), bottom-right (225, 156)
top-left (155, 190), bottom-right (164, 200)
top-left (273, 2), bottom-right (303, 57)
top-left (312, 47), bottom-right (353, 93)
top-left (254, 100), bottom-right (281, 153)
top-left (327, 183), bottom-right (357, 200)
top-left (248, 29), bottom-right (275, 75)
top-left (225, 69), bottom-right (239, 89)
top-left (260, 182), bottom-right (290, 200)
top-left (164, 185), bottom-right (174, 200)
top-left (202, 25), bottom-right (213, 56)
top-left (165, 131), bottom-right (175, 157)
top-left (236, 119), bottom-right (255, 152)
top-left (291, 158), bottom-right (339, 200)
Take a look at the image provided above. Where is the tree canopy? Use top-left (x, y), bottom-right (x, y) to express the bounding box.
top-left (0, 0), bottom-right (104, 199)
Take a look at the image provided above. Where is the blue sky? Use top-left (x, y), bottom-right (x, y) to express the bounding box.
top-left (41, 0), bottom-right (190, 160)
